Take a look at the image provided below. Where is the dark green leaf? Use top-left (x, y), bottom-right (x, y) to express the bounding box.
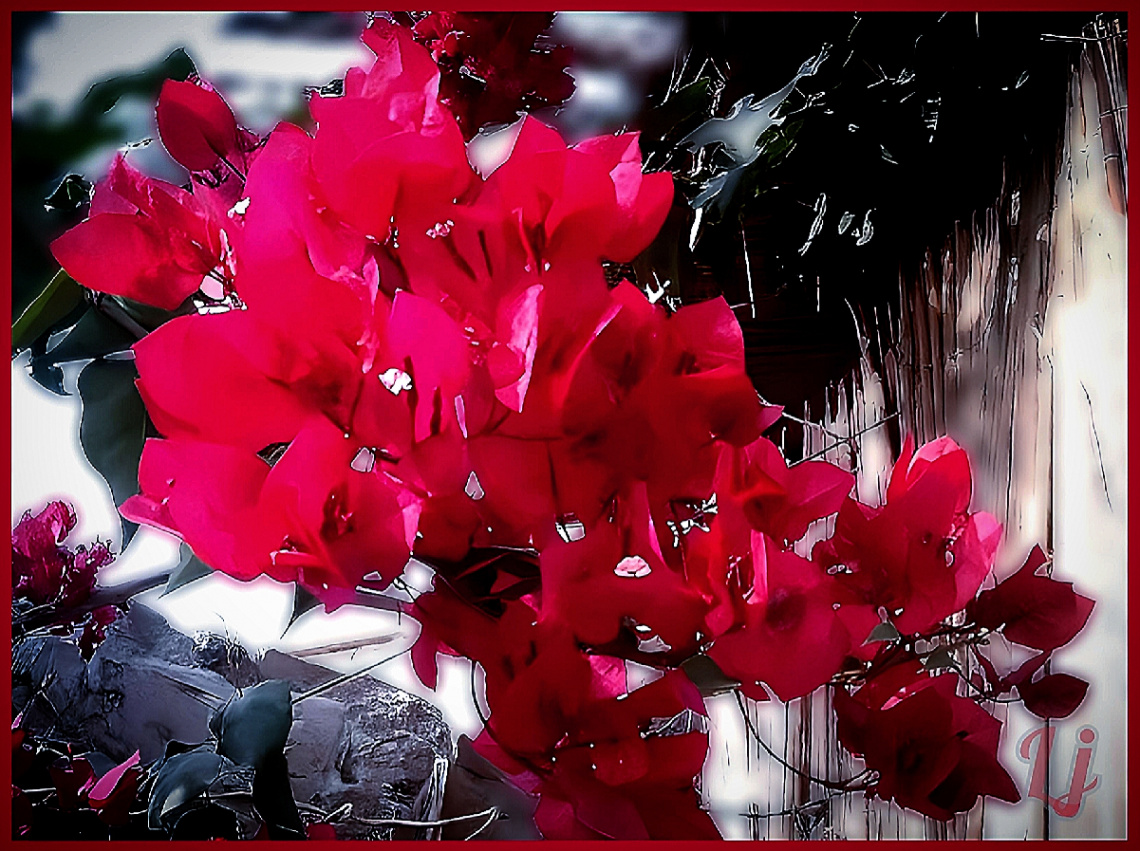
top-left (169, 803), bottom-right (243, 840)
top-left (82, 48), bottom-right (196, 116)
top-left (44, 173), bottom-right (92, 213)
top-left (147, 749), bottom-right (226, 832)
top-left (251, 752), bottom-right (305, 839)
top-left (438, 735), bottom-right (540, 840)
top-left (680, 654), bottom-right (741, 697)
top-left (923, 647), bottom-right (957, 671)
top-left (284, 584), bottom-right (322, 634)
top-left (214, 680), bottom-right (293, 769)
top-left (77, 359), bottom-right (146, 547)
top-left (41, 306), bottom-right (138, 365)
top-left (28, 344), bottom-right (67, 396)
top-left (12, 268), bottom-right (86, 353)
top-left (109, 294), bottom-right (194, 334)
top-left (161, 544), bottom-right (214, 597)
top-left (864, 622), bottom-right (901, 645)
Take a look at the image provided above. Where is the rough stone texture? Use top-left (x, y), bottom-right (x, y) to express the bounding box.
top-left (12, 603), bottom-right (452, 839)
top-left (190, 632), bottom-right (262, 688)
top-left (13, 605), bottom-right (231, 762)
top-left (258, 649), bottom-right (453, 838)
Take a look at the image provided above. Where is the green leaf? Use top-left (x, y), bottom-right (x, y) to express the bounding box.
top-left (28, 338), bottom-right (67, 396)
top-left (251, 752), bottom-right (305, 839)
top-left (82, 48), bottom-right (196, 116)
top-left (77, 359), bottom-right (146, 547)
top-left (12, 268), bottom-right (85, 353)
top-left (680, 654), bottom-right (741, 697)
top-left (863, 621), bottom-right (901, 645)
top-left (147, 749), bottom-right (226, 832)
top-left (283, 584), bottom-right (322, 635)
top-left (110, 294), bottom-right (194, 334)
top-left (923, 647), bottom-right (957, 671)
top-left (161, 544), bottom-right (214, 597)
top-left (214, 680), bottom-right (294, 769)
top-left (44, 173), bottom-right (92, 213)
top-left (39, 306), bottom-right (138, 365)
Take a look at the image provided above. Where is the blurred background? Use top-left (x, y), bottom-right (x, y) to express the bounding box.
top-left (10, 10), bottom-right (1126, 840)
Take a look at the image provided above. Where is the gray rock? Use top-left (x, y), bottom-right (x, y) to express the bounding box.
top-left (258, 649), bottom-right (453, 838)
top-left (13, 605), bottom-right (232, 761)
top-left (12, 603), bottom-right (454, 839)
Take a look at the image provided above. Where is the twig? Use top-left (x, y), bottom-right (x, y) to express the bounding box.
top-left (734, 692), bottom-right (870, 793)
top-left (13, 570), bottom-right (172, 631)
top-left (290, 648), bottom-right (409, 704)
top-left (218, 155), bottom-right (247, 184)
top-left (350, 806), bottom-right (500, 830)
top-left (291, 633), bottom-right (399, 658)
top-left (93, 295), bottom-right (150, 340)
top-left (350, 587), bottom-right (410, 614)
top-left (790, 412), bottom-right (900, 466)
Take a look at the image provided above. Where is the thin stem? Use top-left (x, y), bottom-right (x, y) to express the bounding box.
top-left (790, 412), bottom-right (900, 466)
top-left (290, 633), bottom-right (399, 658)
top-left (734, 692), bottom-right (870, 793)
top-left (218, 155), bottom-right (246, 184)
top-left (351, 587), bottom-right (411, 614)
top-left (93, 295), bottom-right (149, 340)
top-left (13, 570), bottom-right (172, 631)
top-left (290, 647), bottom-right (408, 704)
top-left (350, 806), bottom-right (500, 830)
top-left (739, 787), bottom-right (859, 821)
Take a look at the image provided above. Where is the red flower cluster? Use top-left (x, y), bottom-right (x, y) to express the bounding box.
top-left (834, 667), bottom-right (1020, 820)
top-left (48, 18), bottom-right (1094, 836)
top-left (816, 436), bottom-right (1003, 637)
top-left (11, 502), bottom-right (119, 660)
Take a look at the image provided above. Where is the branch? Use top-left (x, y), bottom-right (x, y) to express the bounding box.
top-left (291, 633), bottom-right (400, 658)
top-left (734, 692), bottom-right (871, 793)
top-left (13, 570), bottom-right (172, 631)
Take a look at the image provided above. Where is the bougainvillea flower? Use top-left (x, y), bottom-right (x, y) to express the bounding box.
top-left (540, 481), bottom-right (709, 660)
top-left (814, 435), bottom-right (1002, 635)
top-left (473, 669), bottom-right (719, 840)
top-left (51, 154), bottom-right (225, 310)
top-left (252, 417), bottom-right (422, 605)
top-left (121, 439), bottom-right (270, 581)
top-left (133, 312), bottom-right (312, 453)
top-left (86, 16), bottom-right (1081, 836)
top-left (309, 19), bottom-right (474, 242)
top-left (12, 501), bottom-right (114, 616)
top-left (407, 12), bottom-right (574, 139)
top-left (969, 544), bottom-right (1095, 651)
top-left (86, 751), bottom-right (142, 826)
top-left (714, 434), bottom-right (854, 545)
top-left (542, 283), bottom-right (765, 510)
top-left (124, 421), bottom-right (422, 609)
top-left (156, 78), bottom-right (249, 173)
top-left (1017, 672), bottom-right (1090, 719)
top-left (12, 501), bottom-right (76, 604)
top-left (235, 124), bottom-right (372, 351)
top-left (49, 756), bottom-right (97, 811)
top-left (709, 534), bottom-right (869, 701)
top-left (78, 605), bottom-right (121, 662)
top-left (475, 117), bottom-right (673, 269)
top-left (834, 671), bottom-right (1020, 820)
